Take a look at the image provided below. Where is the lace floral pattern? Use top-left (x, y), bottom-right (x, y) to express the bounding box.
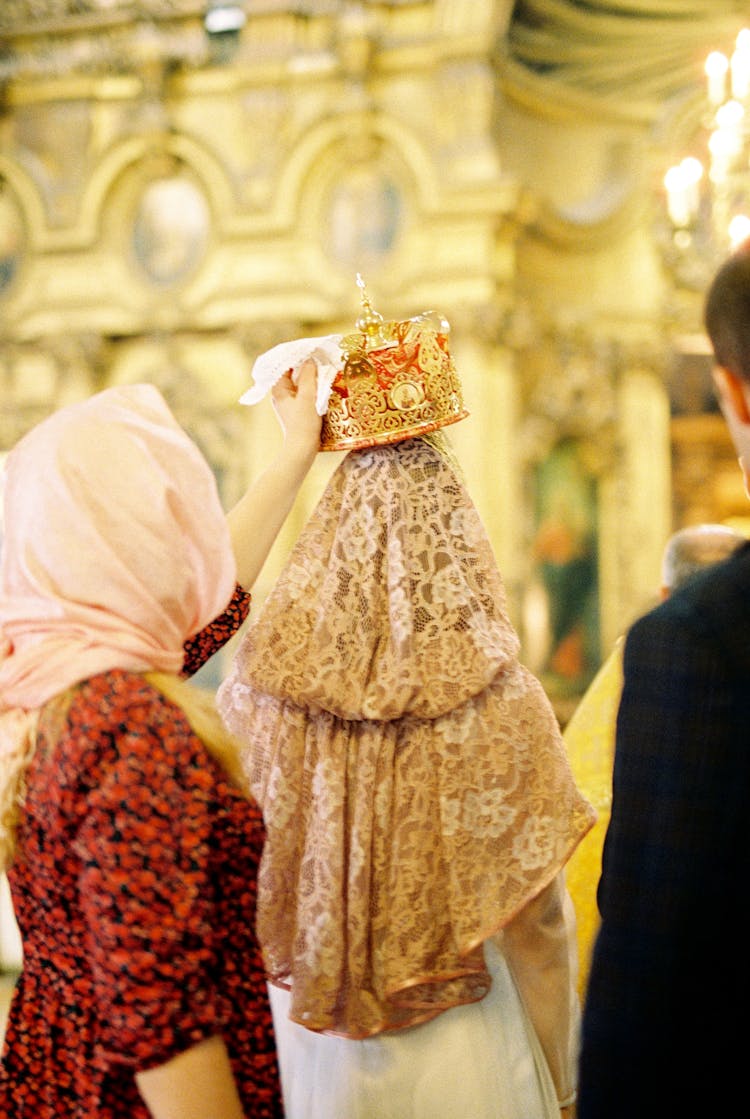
top-left (218, 436), bottom-right (595, 1038)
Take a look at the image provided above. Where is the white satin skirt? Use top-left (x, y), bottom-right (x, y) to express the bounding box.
top-left (267, 940), bottom-right (560, 1119)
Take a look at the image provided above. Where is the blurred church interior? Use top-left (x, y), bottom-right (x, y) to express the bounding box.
top-left (4, 0), bottom-right (749, 709)
top-left (2, 0), bottom-right (750, 999)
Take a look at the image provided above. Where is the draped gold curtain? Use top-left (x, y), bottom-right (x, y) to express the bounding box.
top-left (503, 0), bottom-right (750, 123)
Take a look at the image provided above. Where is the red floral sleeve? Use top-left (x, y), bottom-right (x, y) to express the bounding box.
top-left (72, 685), bottom-right (229, 1068)
top-left (182, 585), bottom-right (250, 677)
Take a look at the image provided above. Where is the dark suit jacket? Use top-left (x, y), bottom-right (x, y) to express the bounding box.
top-left (578, 541), bottom-right (750, 1118)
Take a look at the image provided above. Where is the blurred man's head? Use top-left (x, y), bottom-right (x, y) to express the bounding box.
top-left (705, 245), bottom-right (750, 383)
top-left (705, 242), bottom-right (750, 496)
top-left (660, 523), bottom-right (746, 599)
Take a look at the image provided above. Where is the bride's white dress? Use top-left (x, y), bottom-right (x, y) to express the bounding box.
top-left (268, 940), bottom-right (561, 1119)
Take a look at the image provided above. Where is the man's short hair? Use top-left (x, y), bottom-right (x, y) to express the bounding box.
top-left (704, 241), bottom-right (750, 382)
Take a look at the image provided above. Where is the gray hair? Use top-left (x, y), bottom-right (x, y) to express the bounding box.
top-left (661, 523), bottom-right (746, 592)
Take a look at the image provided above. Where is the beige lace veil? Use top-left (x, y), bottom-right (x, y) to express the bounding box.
top-left (218, 433), bottom-right (595, 1039)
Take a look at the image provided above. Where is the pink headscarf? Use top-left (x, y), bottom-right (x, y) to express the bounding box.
top-left (0, 384), bottom-right (236, 862)
top-left (0, 383), bottom-right (235, 707)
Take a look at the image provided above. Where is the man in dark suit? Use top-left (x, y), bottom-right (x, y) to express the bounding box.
top-left (577, 244), bottom-right (750, 1118)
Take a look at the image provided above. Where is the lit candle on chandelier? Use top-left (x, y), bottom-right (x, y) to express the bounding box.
top-left (706, 51), bottom-right (729, 107)
top-left (731, 30), bottom-right (750, 100)
top-left (664, 158), bottom-right (703, 228)
top-left (709, 100), bottom-right (745, 182)
top-left (729, 213), bottom-right (750, 249)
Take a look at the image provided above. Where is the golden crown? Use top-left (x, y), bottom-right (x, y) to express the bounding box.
top-left (319, 275), bottom-right (469, 452)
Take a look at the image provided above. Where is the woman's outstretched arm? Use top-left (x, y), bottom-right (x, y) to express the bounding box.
top-left (227, 359), bottom-right (322, 591)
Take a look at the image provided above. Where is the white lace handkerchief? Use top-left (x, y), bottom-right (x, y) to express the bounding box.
top-left (239, 334), bottom-right (344, 417)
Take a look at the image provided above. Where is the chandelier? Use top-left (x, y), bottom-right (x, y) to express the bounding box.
top-left (661, 28), bottom-right (750, 292)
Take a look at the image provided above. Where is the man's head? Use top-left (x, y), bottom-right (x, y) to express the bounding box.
top-left (705, 245), bottom-right (750, 383)
top-left (705, 242), bottom-right (750, 492)
top-left (660, 522), bottom-right (746, 599)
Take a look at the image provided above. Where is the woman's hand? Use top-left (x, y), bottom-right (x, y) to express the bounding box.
top-left (270, 358), bottom-right (322, 464)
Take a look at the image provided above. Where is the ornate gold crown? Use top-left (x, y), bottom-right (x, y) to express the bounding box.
top-left (319, 276), bottom-right (469, 452)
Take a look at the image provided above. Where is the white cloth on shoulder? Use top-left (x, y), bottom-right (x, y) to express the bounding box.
top-left (267, 938), bottom-right (561, 1119)
top-left (239, 334), bottom-right (343, 417)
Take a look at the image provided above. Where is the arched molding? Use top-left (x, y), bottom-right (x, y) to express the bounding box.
top-left (46, 130), bottom-right (237, 251)
top-left (220, 107), bottom-right (448, 307)
top-left (0, 156), bottom-right (48, 253)
top-left (264, 109), bottom-right (442, 237)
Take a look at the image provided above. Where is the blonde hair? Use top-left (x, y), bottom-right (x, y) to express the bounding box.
top-left (0, 711), bottom-right (39, 872)
top-left (145, 672), bottom-right (248, 790)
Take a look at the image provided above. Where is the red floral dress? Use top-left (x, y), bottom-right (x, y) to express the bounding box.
top-left (0, 589), bottom-right (283, 1118)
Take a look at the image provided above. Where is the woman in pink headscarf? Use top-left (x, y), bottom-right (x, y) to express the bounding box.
top-left (0, 367), bottom-right (320, 1119)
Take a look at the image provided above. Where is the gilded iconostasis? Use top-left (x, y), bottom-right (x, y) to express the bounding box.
top-left (2, 0), bottom-right (750, 716)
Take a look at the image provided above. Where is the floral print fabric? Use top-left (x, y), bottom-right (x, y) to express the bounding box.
top-left (0, 590), bottom-right (283, 1118)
